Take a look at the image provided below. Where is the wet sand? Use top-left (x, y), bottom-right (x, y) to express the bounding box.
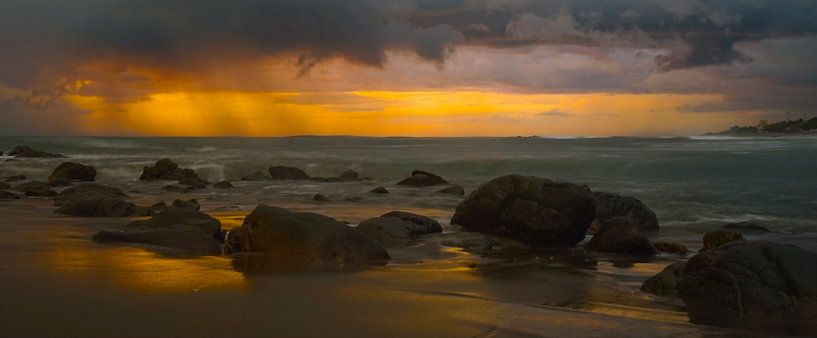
top-left (0, 195), bottom-right (794, 338)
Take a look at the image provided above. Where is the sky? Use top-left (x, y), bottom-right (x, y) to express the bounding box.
top-left (1, 0), bottom-right (816, 137)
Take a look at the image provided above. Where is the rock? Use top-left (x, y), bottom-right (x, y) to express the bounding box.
top-left (370, 186), bottom-right (389, 194)
top-left (55, 183), bottom-right (128, 206)
top-left (13, 181), bottom-right (57, 197)
top-left (678, 241), bottom-right (817, 315)
top-left (126, 207), bottom-right (221, 238)
top-left (55, 197), bottom-right (137, 217)
top-left (4, 175), bottom-right (27, 182)
top-left (139, 158), bottom-right (199, 181)
top-left (213, 181), bottom-right (233, 188)
top-left (436, 185), bottom-right (465, 195)
top-left (441, 232), bottom-right (497, 253)
top-left (92, 229), bottom-right (221, 255)
top-left (397, 170), bottom-right (448, 186)
top-left (162, 184), bottom-right (195, 193)
top-left (240, 171), bottom-right (269, 181)
top-left (338, 169), bottom-right (359, 181)
top-left (653, 241), bottom-right (689, 255)
top-left (268, 166), bottom-right (309, 180)
top-left (585, 217), bottom-right (657, 255)
top-left (592, 192), bottom-right (658, 233)
top-left (381, 211), bottom-right (442, 234)
top-left (0, 182), bottom-right (9, 190)
top-left (47, 162), bottom-right (96, 185)
top-left (700, 230), bottom-right (744, 252)
top-left (450, 175), bottom-right (596, 247)
top-left (225, 205), bottom-right (389, 267)
top-left (313, 193), bottom-right (328, 201)
top-left (0, 190), bottom-right (21, 199)
top-left (178, 176), bottom-right (208, 189)
top-left (8, 145), bottom-right (65, 158)
top-left (641, 262), bottom-right (686, 296)
top-left (48, 177), bottom-right (72, 187)
top-left (356, 217), bottom-right (428, 247)
top-left (172, 198), bottom-right (200, 211)
top-left (0, 151), bottom-right (2, 156)
top-left (724, 221), bottom-right (770, 233)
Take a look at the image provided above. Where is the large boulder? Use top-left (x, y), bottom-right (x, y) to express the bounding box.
top-left (397, 170), bottom-right (448, 186)
top-left (8, 145), bottom-right (65, 158)
top-left (225, 205), bottom-right (389, 267)
top-left (700, 230), bottom-right (744, 252)
top-left (139, 158), bottom-right (199, 181)
top-left (678, 241), bottom-right (817, 316)
top-left (641, 262), bottom-right (686, 296)
top-left (585, 217), bottom-right (657, 255)
top-left (451, 175), bottom-right (596, 247)
top-left (13, 181), bottom-right (57, 197)
top-left (54, 183), bottom-right (128, 206)
top-left (48, 162), bottom-right (97, 186)
top-left (268, 166), bottom-right (309, 180)
top-left (591, 192), bottom-right (658, 232)
top-left (55, 197), bottom-right (138, 217)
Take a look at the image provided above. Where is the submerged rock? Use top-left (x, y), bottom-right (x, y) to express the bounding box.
top-left (48, 162), bottom-right (96, 186)
top-left (451, 175), bottom-right (595, 247)
top-left (436, 185), bottom-right (465, 195)
top-left (678, 241), bottom-right (817, 316)
top-left (140, 158), bottom-right (199, 181)
top-left (397, 170), bottom-right (448, 186)
top-left (8, 145), bottom-right (65, 158)
top-left (56, 197), bottom-right (138, 217)
top-left (13, 181), bottom-right (57, 197)
top-left (440, 231), bottom-right (497, 253)
top-left (240, 171), bottom-right (269, 181)
top-left (311, 169), bottom-right (366, 183)
top-left (312, 193), bottom-right (329, 202)
top-left (225, 205), bottom-right (389, 267)
top-left (3, 175), bottom-right (27, 182)
top-left (641, 262), bottom-right (686, 296)
top-left (213, 181), bottom-right (233, 188)
top-left (55, 183), bottom-right (128, 205)
top-left (92, 229), bottom-right (221, 255)
top-left (0, 190), bottom-right (21, 199)
top-left (268, 166), bottom-right (309, 180)
top-left (653, 241), bottom-right (689, 255)
top-left (723, 221), bottom-right (770, 233)
top-left (700, 230), bottom-right (744, 252)
top-left (585, 217), bottom-right (657, 255)
top-left (369, 186), bottom-right (389, 194)
top-left (591, 192), bottom-right (658, 233)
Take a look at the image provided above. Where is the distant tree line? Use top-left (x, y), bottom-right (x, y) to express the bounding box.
top-left (725, 116), bottom-right (817, 135)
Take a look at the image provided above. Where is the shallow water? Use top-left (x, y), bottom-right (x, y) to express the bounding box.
top-left (1, 136), bottom-right (816, 337)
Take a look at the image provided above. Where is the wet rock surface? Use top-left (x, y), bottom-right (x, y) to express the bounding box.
top-left (653, 241), bottom-right (689, 255)
top-left (591, 192), bottom-right (658, 233)
top-left (700, 230), bottom-right (745, 252)
top-left (55, 183), bottom-right (128, 206)
top-left (268, 166), bottom-right (309, 180)
top-left (397, 170), bottom-right (448, 186)
top-left (13, 181), bottom-right (57, 197)
top-left (641, 262), bottom-right (686, 296)
top-left (47, 162), bottom-right (96, 185)
top-left (140, 158), bottom-right (199, 181)
top-left (585, 217), bottom-right (657, 255)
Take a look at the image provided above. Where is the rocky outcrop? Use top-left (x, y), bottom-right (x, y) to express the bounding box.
top-left (268, 166), bottom-right (309, 180)
top-left (356, 212), bottom-right (441, 248)
top-left (13, 181), bottom-right (57, 197)
top-left (436, 185), bottom-right (465, 195)
top-left (47, 162), bottom-right (97, 186)
top-left (397, 170), bottom-right (448, 186)
top-left (240, 171), bottom-right (269, 181)
top-left (641, 262), bottom-right (686, 296)
top-left (139, 158), bottom-right (199, 181)
top-left (591, 192), bottom-right (658, 233)
top-left (585, 217), bottom-right (657, 255)
top-left (55, 197), bottom-right (138, 217)
top-left (653, 241), bottom-right (689, 255)
top-left (450, 175), bottom-right (595, 247)
top-left (225, 205), bottom-right (389, 267)
top-left (678, 241), bottom-right (817, 316)
top-left (55, 183), bottom-right (128, 206)
top-left (369, 186), bottom-right (389, 194)
top-left (724, 221), bottom-right (770, 233)
top-left (213, 181), bottom-right (233, 188)
top-left (0, 190), bottom-right (21, 199)
top-left (700, 230), bottom-right (744, 252)
top-left (8, 145), bottom-right (65, 158)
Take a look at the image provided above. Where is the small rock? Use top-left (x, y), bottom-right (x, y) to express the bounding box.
top-left (585, 217), bottom-right (657, 255)
top-left (240, 171), bottom-right (269, 181)
top-left (723, 221), bottom-right (770, 233)
top-left (172, 198), bottom-right (200, 211)
top-left (140, 158), bottom-right (199, 181)
top-left (48, 162), bottom-right (96, 185)
top-left (178, 176), bottom-right (208, 189)
top-left (369, 186), bottom-right (389, 194)
top-left (700, 230), bottom-right (744, 252)
top-left (268, 166), bottom-right (309, 180)
top-left (436, 185), bottom-right (465, 195)
top-left (8, 145), bottom-right (65, 158)
top-left (653, 241), bottom-right (689, 255)
top-left (313, 193), bottom-right (329, 202)
top-left (381, 211), bottom-right (443, 234)
top-left (162, 184), bottom-right (195, 193)
top-left (338, 169), bottom-right (360, 181)
top-left (126, 207), bottom-right (222, 238)
top-left (397, 170), bottom-right (448, 186)
top-left (213, 181), bottom-right (233, 188)
top-left (641, 262), bottom-right (686, 296)
top-left (4, 175), bottom-right (27, 182)
top-left (13, 181), bottom-right (57, 197)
